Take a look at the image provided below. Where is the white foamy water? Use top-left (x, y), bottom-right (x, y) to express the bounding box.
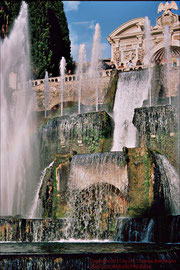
top-left (88, 23), bottom-right (102, 112)
top-left (0, 2), bottom-right (39, 216)
top-left (158, 155), bottom-right (180, 215)
top-left (164, 25), bottom-right (172, 105)
top-left (111, 70), bottom-right (150, 151)
top-left (144, 16), bottom-right (153, 106)
top-left (64, 153), bottom-right (128, 240)
top-left (142, 219), bottom-right (154, 243)
top-left (59, 57), bottom-right (66, 116)
top-left (29, 161), bottom-right (54, 218)
top-left (77, 44), bottom-right (87, 114)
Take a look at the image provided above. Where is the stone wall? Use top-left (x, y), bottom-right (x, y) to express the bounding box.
top-left (40, 152), bottom-right (129, 219)
top-left (150, 65), bottom-right (180, 104)
top-left (39, 154), bottom-right (71, 218)
top-left (0, 243), bottom-right (180, 270)
top-left (1, 216), bottom-right (179, 243)
top-left (115, 215), bottom-right (180, 243)
top-left (127, 148), bottom-right (154, 217)
top-left (0, 219), bottom-right (64, 242)
top-left (40, 147), bottom-right (172, 219)
top-left (39, 111), bottom-right (113, 170)
top-left (133, 105), bottom-right (177, 142)
top-left (33, 72), bottom-right (112, 111)
top-left (133, 105), bottom-right (179, 169)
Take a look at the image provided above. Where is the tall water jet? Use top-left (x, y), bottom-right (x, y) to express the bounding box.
top-left (111, 70), bottom-right (149, 151)
top-left (88, 23), bottom-right (102, 112)
top-left (0, 2), bottom-right (39, 216)
top-left (77, 44), bottom-right (87, 114)
top-left (44, 71), bottom-right (49, 118)
top-left (164, 25), bottom-right (172, 105)
top-left (59, 57), bottom-right (66, 116)
top-left (144, 16), bottom-right (153, 106)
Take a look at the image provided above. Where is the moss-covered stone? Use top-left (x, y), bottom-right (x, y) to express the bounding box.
top-left (39, 111), bottom-right (113, 169)
top-left (127, 147), bottom-right (154, 217)
top-left (39, 154), bottom-right (72, 218)
top-left (104, 70), bottom-right (119, 112)
top-left (133, 105), bottom-right (179, 171)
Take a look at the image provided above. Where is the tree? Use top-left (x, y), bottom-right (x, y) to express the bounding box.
top-left (0, 0), bottom-right (21, 38)
top-left (0, 0), bottom-right (74, 79)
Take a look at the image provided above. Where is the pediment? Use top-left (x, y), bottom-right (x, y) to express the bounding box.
top-left (115, 25), bottom-right (139, 37)
top-left (109, 17), bottom-right (144, 39)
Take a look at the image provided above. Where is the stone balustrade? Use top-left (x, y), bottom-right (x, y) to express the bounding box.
top-left (31, 65), bottom-right (179, 112)
top-left (32, 69), bottom-right (113, 87)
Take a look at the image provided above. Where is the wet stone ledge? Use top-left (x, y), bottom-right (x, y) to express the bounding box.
top-left (0, 244), bottom-right (180, 270)
top-left (39, 111), bottom-right (113, 169)
top-left (0, 219), bottom-right (65, 242)
top-left (115, 215), bottom-right (180, 243)
top-left (133, 105), bottom-right (178, 145)
top-left (133, 105), bottom-right (179, 169)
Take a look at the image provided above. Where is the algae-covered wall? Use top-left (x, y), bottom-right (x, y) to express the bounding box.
top-left (39, 111), bottom-right (113, 169)
top-left (0, 219), bottom-right (64, 242)
top-left (104, 70), bottom-right (119, 112)
top-left (40, 152), bottom-right (129, 219)
top-left (133, 105), bottom-right (179, 170)
top-left (39, 154), bottom-right (72, 218)
top-left (127, 148), bottom-right (154, 217)
top-left (40, 147), bottom-right (169, 219)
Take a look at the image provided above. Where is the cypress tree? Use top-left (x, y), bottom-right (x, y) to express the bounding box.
top-left (0, 0), bottom-right (74, 79)
top-left (0, 0), bottom-right (21, 38)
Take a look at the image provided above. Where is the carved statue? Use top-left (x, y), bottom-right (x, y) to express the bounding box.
top-left (115, 50), bottom-right (121, 66)
top-left (158, 1), bottom-right (178, 14)
top-left (155, 1), bottom-right (179, 28)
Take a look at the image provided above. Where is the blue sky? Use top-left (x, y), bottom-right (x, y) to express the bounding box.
top-left (63, 1), bottom-right (180, 61)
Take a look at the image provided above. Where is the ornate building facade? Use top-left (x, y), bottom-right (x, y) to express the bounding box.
top-left (106, 1), bottom-right (180, 68)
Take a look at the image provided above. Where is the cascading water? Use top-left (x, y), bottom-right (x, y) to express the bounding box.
top-left (0, 2), bottom-right (39, 216)
top-left (144, 16), bottom-right (153, 106)
top-left (77, 44), bottom-right (87, 114)
top-left (164, 25), bottom-right (172, 105)
top-left (178, 87), bottom-right (180, 176)
top-left (111, 70), bottom-right (149, 151)
top-left (155, 154), bottom-right (180, 215)
top-left (115, 216), bottom-right (180, 243)
top-left (88, 23), bottom-right (102, 112)
top-left (29, 161), bottom-right (54, 218)
top-left (64, 152), bottom-right (128, 239)
top-left (44, 71), bottom-right (49, 118)
top-left (59, 57), bottom-right (66, 116)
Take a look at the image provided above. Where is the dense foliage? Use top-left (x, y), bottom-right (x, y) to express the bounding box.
top-left (0, 1), bottom-right (21, 38)
top-left (0, 0), bottom-right (74, 79)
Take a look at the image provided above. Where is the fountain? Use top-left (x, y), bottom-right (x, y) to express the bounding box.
top-left (88, 23), bottom-right (102, 112)
top-left (77, 44), bottom-right (87, 114)
top-left (29, 161), bottom-right (54, 218)
top-left (44, 71), bottom-right (49, 118)
top-left (0, 1), bottom-right (39, 217)
top-left (144, 16), bottom-right (153, 106)
top-left (164, 25), bottom-right (172, 105)
top-left (178, 86), bottom-right (180, 176)
top-left (0, 1), bottom-right (180, 269)
top-left (155, 154), bottom-right (180, 215)
top-left (65, 152), bottom-right (128, 240)
top-left (59, 57), bottom-right (66, 116)
top-left (111, 70), bottom-right (149, 151)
